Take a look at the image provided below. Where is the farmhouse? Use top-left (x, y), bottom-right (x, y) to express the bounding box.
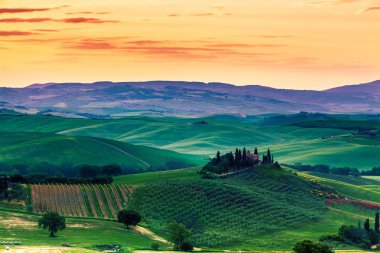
top-left (247, 151), bottom-right (260, 162)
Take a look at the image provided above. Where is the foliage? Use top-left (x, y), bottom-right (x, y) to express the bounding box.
top-left (181, 242), bottom-right (194, 252)
top-left (130, 166), bottom-right (325, 247)
top-left (166, 222), bottom-right (192, 251)
top-left (321, 214), bottom-right (380, 250)
top-left (362, 167), bottom-right (380, 176)
top-left (292, 164), bottom-right (359, 176)
top-left (293, 240), bottom-right (334, 253)
top-left (11, 174), bottom-right (113, 184)
top-left (150, 242), bottom-right (160, 250)
top-left (117, 210), bottom-right (141, 228)
top-left (200, 148), bottom-right (264, 175)
top-left (38, 212), bottom-right (66, 237)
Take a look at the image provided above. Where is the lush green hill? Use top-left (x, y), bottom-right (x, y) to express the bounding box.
top-left (115, 166), bottom-right (380, 250)
top-left (0, 209), bottom-right (163, 251)
top-left (0, 131), bottom-right (202, 175)
top-left (127, 165), bottom-right (327, 248)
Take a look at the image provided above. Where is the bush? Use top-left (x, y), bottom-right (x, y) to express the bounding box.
top-left (293, 240), bottom-right (333, 253)
top-left (181, 242), bottom-right (193, 252)
top-left (151, 243), bottom-right (160, 250)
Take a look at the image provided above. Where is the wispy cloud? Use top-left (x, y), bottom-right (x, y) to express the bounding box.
top-left (168, 12), bottom-right (231, 17)
top-left (363, 6), bottom-right (380, 11)
top-left (0, 30), bottom-right (36, 36)
top-left (0, 17), bottom-right (118, 24)
top-left (65, 11), bottom-right (109, 15)
top-left (0, 6), bottom-right (68, 14)
top-left (255, 35), bottom-right (294, 39)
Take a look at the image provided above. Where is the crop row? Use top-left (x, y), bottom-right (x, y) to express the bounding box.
top-left (30, 184), bottom-right (133, 220)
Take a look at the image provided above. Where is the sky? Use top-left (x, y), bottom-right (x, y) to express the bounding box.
top-left (0, 0), bottom-right (379, 89)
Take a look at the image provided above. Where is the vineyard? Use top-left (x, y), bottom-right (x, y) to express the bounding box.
top-left (129, 165), bottom-right (326, 247)
top-left (30, 184), bottom-right (134, 220)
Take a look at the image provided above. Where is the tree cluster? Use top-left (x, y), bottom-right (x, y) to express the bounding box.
top-left (201, 148), bottom-right (272, 175)
top-left (166, 222), bottom-right (193, 251)
top-left (320, 212), bottom-right (380, 249)
top-left (293, 240), bottom-right (333, 253)
top-left (9, 174), bottom-right (113, 185)
top-left (362, 167), bottom-right (380, 176)
top-left (0, 182), bottom-right (24, 202)
top-left (292, 164), bottom-right (360, 176)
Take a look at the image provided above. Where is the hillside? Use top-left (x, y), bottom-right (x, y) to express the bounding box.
top-left (2, 113), bottom-right (380, 170)
top-left (114, 166), bottom-right (380, 250)
top-left (127, 165), bottom-right (327, 248)
top-left (0, 131), bottom-right (202, 175)
top-left (1, 80), bottom-right (380, 117)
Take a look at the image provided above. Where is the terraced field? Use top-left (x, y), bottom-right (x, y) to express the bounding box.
top-left (30, 184), bottom-right (134, 220)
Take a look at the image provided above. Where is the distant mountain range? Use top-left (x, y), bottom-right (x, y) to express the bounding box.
top-left (1, 80), bottom-right (380, 117)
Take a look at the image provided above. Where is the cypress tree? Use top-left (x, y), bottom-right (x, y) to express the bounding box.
top-left (216, 151), bottom-right (221, 164)
top-left (235, 148), bottom-right (240, 170)
top-left (254, 148), bottom-right (258, 155)
top-left (364, 218), bottom-right (370, 232)
top-left (267, 149), bottom-right (271, 161)
top-left (229, 152), bottom-right (235, 167)
top-left (243, 148), bottom-right (247, 166)
top-left (375, 212), bottom-right (379, 233)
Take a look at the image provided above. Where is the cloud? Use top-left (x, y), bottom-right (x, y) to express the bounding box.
top-left (209, 43), bottom-right (285, 48)
top-left (65, 41), bottom-right (116, 50)
top-left (33, 29), bottom-right (60, 32)
top-left (255, 35), bottom-right (294, 39)
top-left (61, 38), bottom-right (279, 62)
top-left (363, 6), bottom-right (380, 11)
top-left (0, 30), bottom-right (35, 36)
top-left (0, 6), bottom-right (68, 14)
top-left (190, 13), bottom-right (214, 16)
top-left (62, 17), bottom-right (117, 23)
top-left (66, 11), bottom-right (109, 15)
top-left (0, 17), bottom-right (118, 24)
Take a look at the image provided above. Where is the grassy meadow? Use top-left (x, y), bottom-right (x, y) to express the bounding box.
top-left (1, 113), bottom-right (380, 170)
top-left (0, 209), bottom-right (165, 252)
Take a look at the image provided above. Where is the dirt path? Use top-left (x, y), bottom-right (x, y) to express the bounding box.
top-left (133, 226), bottom-right (201, 251)
top-left (133, 226), bottom-right (169, 243)
top-left (88, 138), bottom-right (151, 167)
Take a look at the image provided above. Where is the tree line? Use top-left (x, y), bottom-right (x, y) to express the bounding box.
top-left (7, 164), bottom-right (125, 184)
top-left (320, 212), bottom-right (380, 249)
top-left (201, 148), bottom-right (276, 175)
top-left (293, 164), bottom-right (380, 176)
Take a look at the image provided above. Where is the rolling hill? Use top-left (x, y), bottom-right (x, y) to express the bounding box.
top-left (2, 112), bottom-right (380, 170)
top-left (0, 131), bottom-right (202, 175)
top-left (113, 166), bottom-right (380, 250)
top-left (1, 80), bottom-right (380, 117)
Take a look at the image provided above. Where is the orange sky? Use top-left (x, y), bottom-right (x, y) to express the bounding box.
top-left (0, 0), bottom-right (379, 89)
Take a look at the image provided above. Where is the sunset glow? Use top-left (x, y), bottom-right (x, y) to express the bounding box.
top-left (1, 0), bottom-right (379, 89)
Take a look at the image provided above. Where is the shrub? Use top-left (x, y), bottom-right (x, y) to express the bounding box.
top-left (293, 240), bottom-right (333, 253)
top-left (181, 242), bottom-right (193, 252)
top-left (151, 243), bottom-right (160, 250)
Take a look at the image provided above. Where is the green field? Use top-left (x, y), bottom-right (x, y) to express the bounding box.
top-left (113, 167), bottom-right (201, 186)
top-left (0, 131), bottom-right (203, 174)
top-left (0, 209), bottom-right (165, 252)
top-left (114, 166), bottom-right (380, 250)
top-left (128, 166), bottom-right (328, 248)
top-left (2, 166), bottom-right (380, 251)
top-left (2, 113), bottom-right (380, 170)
